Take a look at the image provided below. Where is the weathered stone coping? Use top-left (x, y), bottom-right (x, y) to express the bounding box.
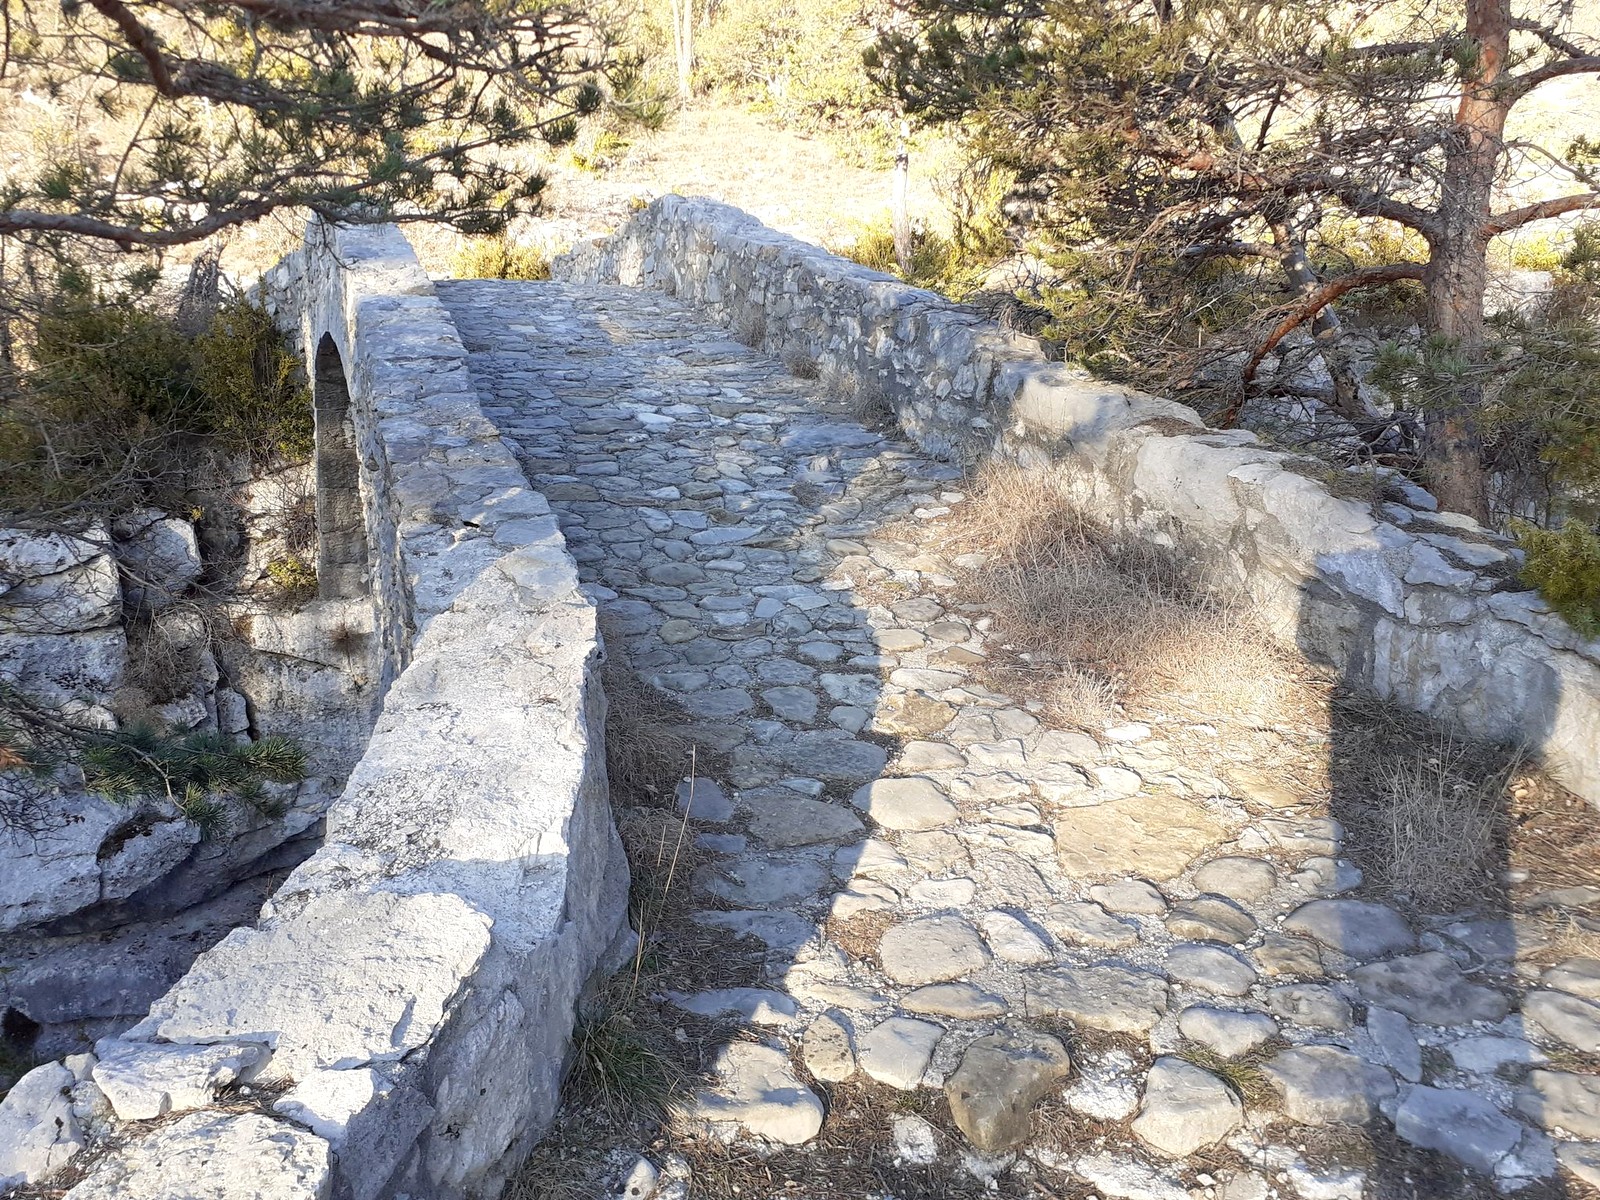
top-left (558, 195), bottom-right (1600, 805)
top-left (0, 223), bottom-right (628, 1200)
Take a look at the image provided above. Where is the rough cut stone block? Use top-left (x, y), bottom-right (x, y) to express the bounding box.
top-left (61, 1111), bottom-right (331, 1200)
top-left (130, 890), bottom-right (492, 1076)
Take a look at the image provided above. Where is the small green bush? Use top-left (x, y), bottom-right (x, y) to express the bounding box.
top-left (452, 236), bottom-right (551, 281)
top-left (191, 300), bottom-right (315, 464)
top-left (1513, 519), bottom-right (1600, 637)
top-left (266, 555), bottom-right (318, 601)
top-left (1, 289), bottom-right (312, 519)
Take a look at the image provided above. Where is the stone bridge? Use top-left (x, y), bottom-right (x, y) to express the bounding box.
top-left (7, 201), bottom-right (1600, 1199)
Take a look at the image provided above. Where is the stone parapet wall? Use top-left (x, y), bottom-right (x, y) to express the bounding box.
top-left (1, 223), bottom-right (629, 1200)
top-left (557, 195), bottom-right (1600, 806)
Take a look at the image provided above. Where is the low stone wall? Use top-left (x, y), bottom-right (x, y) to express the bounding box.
top-left (557, 195), bottom-right (1600, 806)
top-left (0, 224), bottom-right (629, 1200)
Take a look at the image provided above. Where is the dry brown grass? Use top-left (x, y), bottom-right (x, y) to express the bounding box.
top-left (1367, 736), bottom-right (1515, 911)
top-left (782, 345), bottom-right (821, 380)
top-left (735, 307), bottom-right (767, 348)
top-left (600, 633), bottom-right (694, 807)
top-left (944, 464), bottom-right (1310, 730)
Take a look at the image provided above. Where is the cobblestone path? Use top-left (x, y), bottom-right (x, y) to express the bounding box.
top-left (439, 281), bottom-right (1600, 1200)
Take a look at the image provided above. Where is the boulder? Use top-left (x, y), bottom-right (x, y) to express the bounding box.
top-left (1131, 1056), bottom-right (1244, 1157)
top-left (0, 1062), bottom-right (85, 1189)
top-left (0, 526), bottom-right (121, 634)
top-left (944, 1027), bottom-right (1072, 1150)
top-left (93, 1038), bottom-right (270, 1121)
top-left (113, 510), bottom-right (204, 611)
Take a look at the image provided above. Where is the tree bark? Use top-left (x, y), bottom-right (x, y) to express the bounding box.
top-left (892, 120), bottom-right (914, 276)
top-left (672, 0), bottom-right (694, 100)
top-left (1419, 0), bottom-right (1510, 522)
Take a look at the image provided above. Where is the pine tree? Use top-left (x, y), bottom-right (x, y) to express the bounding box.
top-left (871, 0), bottom-right (1600, 520)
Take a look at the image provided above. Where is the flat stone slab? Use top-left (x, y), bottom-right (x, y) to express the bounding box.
top-left (1261, 1045), bottom-right (1396, 1125)
top-left (128, 891), bottom-right (492, 1076)
top-left (1543, 957), bottom-right (1600, 1001)
top-left (1131, 1056), bottom-right (1243, 1158)
top-left (879, 915), bottom-right (991, 984)
top-left (856, 1017), bottom-right (944, 1090)
top-left (979, 910), bottom-right (1053, 964)
top-left (1350, 952), bottom-right (1509, 1026)
top-left (1267, 983), bottom-right (1352, 1030)
top-left (849, 776), bottom-right (956, 830)
top-left (1053, 795), bottom-right (1228, 880)
top-left (699, 857), bottom-right (827, 908)
top-left (1023, 964), bottom-right (1169, 1033)
top-left (665, 989), bottom-right (797, 1026)
top-left (902, 982), bottom-right (1009, 1018)
top-left (1165, 895), bottom-right (1256, 945)
top-left (945, 1027), bottom-right (1072, 1151)
top-left (1193, 856), bottom-right (1278, 901)
top-left (1043, 901), bottom-right (1140, 949)
top-left (1517, 1070), bottom-right (1600, 1138)
top-left (1282, 899), bottom-right (1414, 960)
top-left (802, 1013), bottom-right (855, 1082)
top-left (1395, 1086), bottom-right (1523, 1177)
top-left (1166, 945), bottom-right (1256, 997)
top-left (689, 1042), bottom-right (824, 1145)
top-left (61, 1112), bottom-right (331, 1200)
top-left (1523, 989), bottom-right (1600, 1052)
top-left (742, 793), bottom-right (864, 848)
top-left (1177, 1007), bottom-right (1278, 1057)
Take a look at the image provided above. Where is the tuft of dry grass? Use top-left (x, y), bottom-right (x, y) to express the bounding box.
top-left (782, 345), bottom-right (821, 380)
top-left (945, 464), bottom-right (1309, 730)
top-left (735, 307), bottom-right (767, 348)
top-left (600, 634), bottom-right (693, 807)
top-left (1177, 1044), bottom-right (1278, 1108)
top-left (1367, 737), bottom-right (1515, 911)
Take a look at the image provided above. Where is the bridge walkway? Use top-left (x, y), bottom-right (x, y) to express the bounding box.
top-left (438, 281), bottom-right (1535, 1200)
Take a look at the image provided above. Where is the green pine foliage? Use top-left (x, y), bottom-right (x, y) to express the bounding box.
top-left (1, 683), bottom-right (308, 837)
top-left (81, 727), bottom-right (306, 832)
top-left (1513, 521), bottom-right (1600, 639)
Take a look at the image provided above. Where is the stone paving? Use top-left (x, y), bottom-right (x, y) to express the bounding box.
top-left (438, 281), bottom-right (1600, 1200)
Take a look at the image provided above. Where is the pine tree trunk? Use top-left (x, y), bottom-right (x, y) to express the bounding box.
top-left (1419, 0), bottom-right (1510, 522)
top-left (892, 121), bottom-right (913, 277)
top-left (673, 0), bottom-right (694, 100)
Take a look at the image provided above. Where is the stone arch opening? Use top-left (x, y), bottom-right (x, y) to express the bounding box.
top-left (312, 334), bottom-right (370, 600)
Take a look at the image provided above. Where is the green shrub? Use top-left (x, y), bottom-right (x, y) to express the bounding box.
top-left (1, 681), bottom-right (307, 839)
top-left (451, 235), bottom-right (552, 281)
top-left (266, 555), bottom-right (318, 601)
top-left (191, 300), bottom-right (314, 464)
top-left (834, 218), bottom-right (989, 300)
top-left (0, 289), bottom-right (312, 519)
top-left (694, 0), bottom-right (894, 160)
top-left (1513, 519), bottom-right (1600, 637)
